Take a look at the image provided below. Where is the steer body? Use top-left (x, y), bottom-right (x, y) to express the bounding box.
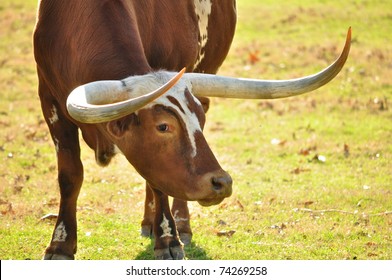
top-left (34, 0), bottom-right (236, 260)
top-left (34, 0), bottom-right (351, 260)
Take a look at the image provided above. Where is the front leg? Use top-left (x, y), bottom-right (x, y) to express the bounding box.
top-left (141, 182), bottom-right (155, 237)
top-left (151, 188), bottom-right (185, 260)
top-left (171, 199), bottom-right (192, 245)
top-left (39, 94), bottom-right (83, 260)
top-left (141, 183), bottom-right (192, 245)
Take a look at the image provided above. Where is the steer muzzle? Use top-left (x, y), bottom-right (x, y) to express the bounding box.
top-left (197, 171), bottom-right (233, 207)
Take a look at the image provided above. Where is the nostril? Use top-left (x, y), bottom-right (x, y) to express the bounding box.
top-left (211, 175), bottom-right (233, 194)
top-left (212, 177), bottom-right (224, 192)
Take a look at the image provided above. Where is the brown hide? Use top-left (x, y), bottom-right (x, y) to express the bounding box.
top-left (34, 0), bottom-right (235, 164)
top-left (34, 0), bottom-right (236, 260)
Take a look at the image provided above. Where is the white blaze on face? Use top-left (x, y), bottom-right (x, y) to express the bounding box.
top-left (160, 214), bottom-right (173, 238)
top-left (53, 221), bottom-right (67, 242)
top-left (161, 90), bottom-right (202, 158)
top-left (193, 0), bottom-right (212, 70)
top-left (128, 72), bottom-right (203, 158)
top-left (163, 86), bottom-right (202, 158)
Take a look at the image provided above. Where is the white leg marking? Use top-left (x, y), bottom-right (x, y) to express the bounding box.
top-left (193, 0), bottom-right (212, 70)
top-left (53, 137), bottom-right (60, 153)
top-left (148, 201), bottom-right (155, 212)
top-left (160, 214), bottom-right (173, 238)
top-left (173, 210), bottom-right (189, 223)
top-left (53, 221), bottom-right (67, 242)
top-left (48, 105), bottom-right (59, 124)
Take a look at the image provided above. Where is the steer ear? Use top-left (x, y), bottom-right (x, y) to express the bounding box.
top-left (197, 97), bottom-right (210, 113)
top-left (107, 113), bottom-right (139, 138)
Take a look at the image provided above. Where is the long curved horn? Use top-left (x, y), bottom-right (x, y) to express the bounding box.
top-left (67, 68), bottom-right (186, 123)
top-left (187, 28), bottom-right (351, 99)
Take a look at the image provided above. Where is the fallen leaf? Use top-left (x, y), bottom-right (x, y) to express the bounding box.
top-left (0, 199), bottom-right (8, 205)
top-left (257, 101), bottom-right (274, 110)
top-left (344, 144), bottom-right (350, 157)
top-left (217, 220), bottom-right (227, 226)
top-left (366, 242), bottom-right (377, 247)
top-left (236, 199), bottom-right (244, 210)
top-left (299, 146), bottom-right (317, 156)
top-left (270, 223), bottom-right (287, 230)
top-left (291, 167), bottom-right (311, 174)
top-left (218, 202), bottom-right (228, 209)
top-left (24, 126), bottom-right (37, 140)
top-left (13, 185), bottom-right (23, 194)
top-left (303, 201), bottom-right (314, 207)
top-left (43, 198), bottom-right (59, 207)
top-left (248, 50), bottom-right (260, 65)
top-left (367, 97), bottom-right (388, 111)
top-left (1, 203), bottom-right (14, 215)
top-left (299, 149), bottom-right (310, 156)
top-left (216, 230), bottom-right (236, 237)
top-left (105, 207), bottom-right (115, 214)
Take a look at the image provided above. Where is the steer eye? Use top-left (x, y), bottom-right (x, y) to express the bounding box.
top-left (156, 123), bottom-right (170, 132)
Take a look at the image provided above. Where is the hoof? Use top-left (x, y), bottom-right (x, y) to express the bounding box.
top-left (141, 225), bottom-right (152, 238)
top-left (154, 246), bottom-right (185, 260)
top-left (179, 232), bottom-right (192, 245)
top-left (43, 253), bottom-right (74, 260)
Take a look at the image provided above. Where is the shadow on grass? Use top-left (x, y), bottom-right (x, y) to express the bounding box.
top-left (135, 237), bottom-right (211, 260)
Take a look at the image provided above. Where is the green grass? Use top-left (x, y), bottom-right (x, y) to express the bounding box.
top-left (0, 0), bottom-right (391, 260)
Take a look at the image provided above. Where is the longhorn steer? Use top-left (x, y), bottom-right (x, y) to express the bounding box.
top-left (33, 0), bottom-right (351, 260)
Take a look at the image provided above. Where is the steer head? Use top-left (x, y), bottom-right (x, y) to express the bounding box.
top-left (67, 28), bottom-right (351, 206)
top-left (105, 71), bottom-right (233, 206)
top-left (67, 69), bottom-right (232, 206)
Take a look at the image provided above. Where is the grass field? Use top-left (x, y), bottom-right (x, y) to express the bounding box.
top-left (0, 0), bottom-right (391, 260)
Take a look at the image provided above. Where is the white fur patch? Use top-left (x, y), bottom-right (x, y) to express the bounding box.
top-left (160, 214), bottom-right (173, 238)
top-left (173, 210), bottom-right (189, 223)
top-left (49, 105), bottom-right (59, 124)
top-left (193, 0), bottom-right (212, 70)
top-left (148, 201), bottom-right (155, 212)
top-left (53, 221), bottom-right (67, 242)
top-left (161, 89), bottom-right (202, 158)
top-left (53, 137), bottom-right (60, 153)
top-left (113, 145), bottom-right (123, 155)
